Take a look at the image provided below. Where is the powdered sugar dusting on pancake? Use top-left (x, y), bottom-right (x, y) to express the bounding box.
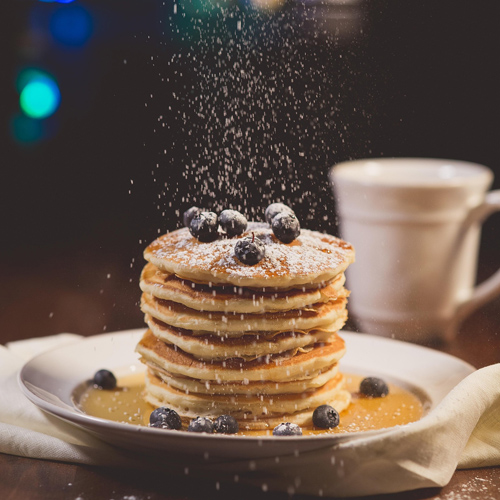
top-left (145, 222), bottom-right (354, 287)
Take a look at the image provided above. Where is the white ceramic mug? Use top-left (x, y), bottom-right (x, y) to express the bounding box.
top-left (330, 158), bottom-right (500, 343)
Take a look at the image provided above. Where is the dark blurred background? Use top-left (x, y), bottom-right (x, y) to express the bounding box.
top-left (2, 0), bottom-right (499, 343)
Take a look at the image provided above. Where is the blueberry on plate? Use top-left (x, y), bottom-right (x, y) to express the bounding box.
top-left (150, 420), bottom-right (176, 429)
top-left (214, 415), bottom-right (239, 434)
top-left (234, 235), bottom-right (265, 265)
top-left (272, 422), bottom-right (303, 436)
top-left (312, 405), bottom-right (340, 429)
top-left (188, 416), bottom-right (214, 433)
top-left (149, 407), bottom-right (182, 430)
top-left (265, 203), bottom-right (295, 225)
top-left (220, 209), bottom-right (247, 237)
top-left (92, 369), bottom-right (117, 390)
top-left (359, 377), bottom-right (389, 398)
top-left (272, 212), bottom-right (300, 244)
top-left (189, 212), bottom-right (219, 242)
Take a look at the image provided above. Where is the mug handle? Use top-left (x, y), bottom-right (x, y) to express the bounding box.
top-left (453, 189), bottom-right (500, 326)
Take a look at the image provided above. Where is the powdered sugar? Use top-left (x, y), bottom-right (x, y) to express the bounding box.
top-left (145, 222), bottom-right (354, 286)
top-left (436, 475), bottom-right (499, 500)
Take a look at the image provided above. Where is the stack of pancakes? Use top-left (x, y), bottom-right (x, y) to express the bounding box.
top-left (135, 222), bottom-right (355, 430)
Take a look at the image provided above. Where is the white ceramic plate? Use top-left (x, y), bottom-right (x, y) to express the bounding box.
top-left (19, 329), bottom-right (474, 460)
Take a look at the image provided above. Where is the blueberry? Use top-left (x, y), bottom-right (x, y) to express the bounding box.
top-left (150, 420), bottom-right (167, 429)
top-left (359, 377), bottom-right (389, 398)
top-left (312, 405), bottom-right (340, 429)
top-left (234, 236), bottom-right (265, 266)
top-left (272, 422), bottom-right (303, 436)
top-left (188, 416), bottom-right (214, 433)
top-left (183, 206), bottom-right (202, 228)
top-left (92, 369), bottom-right (117, 390)
top-left (189, 212), bottom-right (219, 242)
top-left (150, 420), bottom-right (179, 430)
top-left (220, 210), bottom-right (247, 237)
top-left (214, 415), bottom-right (239, 434)
top-left (272, 212), bottom-right (300, 244)
top-left (149, 407), bottom-right (182, 430)
top-left (265, 203), bottom-right (295, 225)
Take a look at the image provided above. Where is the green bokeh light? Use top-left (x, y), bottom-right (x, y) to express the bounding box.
top-left (16, 69), bottom-right (46, 93)
top-left (10, 114), bottom-right (44, 144)
top-left (19, 77), bottom-right (61, 119)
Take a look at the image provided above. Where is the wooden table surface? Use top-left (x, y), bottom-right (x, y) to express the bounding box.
top-left (1, 259), bottom-right (499, 500)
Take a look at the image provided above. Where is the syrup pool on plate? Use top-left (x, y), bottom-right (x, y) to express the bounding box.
top-left (76, 372), bottom-right (427, 435)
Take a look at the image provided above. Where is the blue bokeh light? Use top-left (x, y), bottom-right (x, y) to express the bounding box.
top-left (50, 4), bottom-right (93, 46)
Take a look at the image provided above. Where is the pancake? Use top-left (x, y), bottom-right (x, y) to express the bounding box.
top-left (140, 262), bottom-right (346, 313)
top-left (140, 292), bottom-right (349, 334)
top-left (144, 370), bottom-right (346, 417)
top-left (144, 222), bottom-right (355, 288)
top-left (146, 314), bottom-right (347, 360)
top-left (135, 329), bottom-right (346, 382)
top-left (144, 371), bottom-right (352, 430)
top-left (146, 362), bottom-right (340, 395)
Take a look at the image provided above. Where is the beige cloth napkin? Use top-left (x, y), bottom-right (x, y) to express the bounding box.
top-left (1, 334), bottom-right (499, 497)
